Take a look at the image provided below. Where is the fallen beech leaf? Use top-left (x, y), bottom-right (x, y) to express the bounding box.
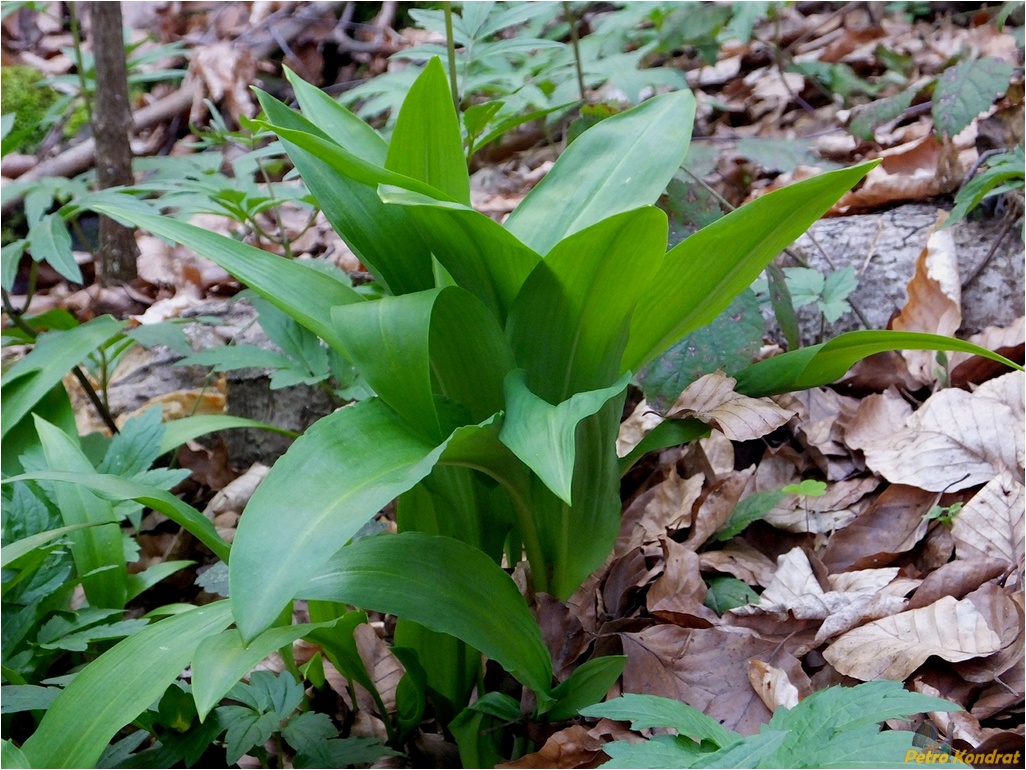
top-left (748, 659), bottom-right (800, 712)
top-left (616, 399), bottom-right (664, 458)
top-left (842, 388), bottom-right (913, 452)
top-left (685, 468), bottom-right (754, 549)
top-left (891, 216), bottom-right (963, 384)
top-left (668, 371), bottom-right (796, 442)
top-left (907, 558), bottom-right (1010, 610)
top-left (860, 380), bottom-right (1024, 492)
top-left (618, 467), bottom-right (703, 555)
top-left (763, 476), bottom-right (878, 534)
top-left (950, 471), bottom-right (1025, 564)
top-left (203, 463), bottom-right (269, 518)
top-left (498, 725), bottom-right (605, 769)
top-left (699, 541), bottom-right (777, 587)
top-left (822, 485), bottom-right (933, 571)
top-left (621, 624), bottom-right (808, 735)
top-left (647, 539), bottom-right (718, 627)
top-left (823, 595), bottom-right (1005, 681)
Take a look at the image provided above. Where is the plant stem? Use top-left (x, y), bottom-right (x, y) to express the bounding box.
top-left (67, 3), bottom-right (94, 122)
top-left (442, 2), bottom-right (460, 109)
top-left (563, 2), bottom-right (587, 103)
top-left (1, 288), bottom-right (121, 434)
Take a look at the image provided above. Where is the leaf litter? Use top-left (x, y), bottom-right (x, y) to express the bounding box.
top-left (3, 0), bottom-right (1023, 765)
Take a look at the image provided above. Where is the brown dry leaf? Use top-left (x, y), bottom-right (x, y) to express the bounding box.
top-left (647, 539), bottom-right (718, 627)
top-left (763, 476), bottom-right (878, 534)
top-left (789, 388), bottom-right (861, 480)
top-left (352, 623), bottom-right (403, 715)
top-left (842, 388), bottom-right (913, 452)
top-left (949, 316), bottom-right (1025, 384)
top-left (699, 541), bottom-right (777, 587)
top-left (860, 376), bottom-right (1025, 492)
top-left (748, 659), bottom-right (800, 712)
top-left (736, 548), bottom-right (907, 643)
top-left (950, 470), bottom-right (1025, 565)
top-left (907, 558), bottom-right (1011, 610)
top-left (890, 218), bottom-right (963, 384)
top-left (498, 725), bottom-right (605, 769)
top-left (822, 485), bottom-right (934, 571)
top-left (685, 467), bottom-right (755, 549)
top-left (621, 624), bottom-right (808, 735)
top-left (822, 595), bottom-right (1005, 681)
top-left (831, 134), bottom-right (975, 214)
top-left (616, 399), bottom-right (664, 459)
top-left (188, 42), bottom-right (257, 124)
top-left (617, 467), bottom-right (704, 555)
top-left (204, 463), bottom-right (269, 519)
top-left (669, 371), bottom-right (797, 441)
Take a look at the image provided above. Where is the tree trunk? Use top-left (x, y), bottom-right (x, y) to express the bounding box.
top-left (90, 1), bottom-right (138, 286)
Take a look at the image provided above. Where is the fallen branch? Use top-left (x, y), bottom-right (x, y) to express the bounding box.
top-left (0, 1), bottom-right (346, 214)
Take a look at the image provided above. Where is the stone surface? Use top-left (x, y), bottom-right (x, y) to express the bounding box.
top-left (772, 202), bottom-right (1025, 345)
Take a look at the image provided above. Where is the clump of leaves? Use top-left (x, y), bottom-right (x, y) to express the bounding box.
top-left (580, 682), bottom-right (962, 768)
top-left (945, 146), bottom-right (1025, 228)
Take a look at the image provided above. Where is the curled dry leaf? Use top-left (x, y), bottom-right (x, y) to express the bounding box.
top-left (498, 725), bottom-right (605, 769)
top-left (860, 374), bottom-right (1025, 492)
top-left (699, 542), bottom-right (777, 588)
top-left (617, 467), bottom-right (704, 555)
top-left (616, 399), bottom-right (664, 459)
top-left (668, 371), bottom-right (797, 442)
top-left (822, 595), bottom-right (1005, 681)
top-left (890, 216), bottom-right (962, 385)
top-left (950, 470), bottom-right (1025, 565)
top-left (685, 467), bottom-right (755, 549)
top-left (748, 659), bottom-right (800, 712)
top-left (203, 463), bottom-right (269, 519)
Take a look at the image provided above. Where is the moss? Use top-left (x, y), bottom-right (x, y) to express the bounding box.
top-left (1, 66), bottom-right (60, 152)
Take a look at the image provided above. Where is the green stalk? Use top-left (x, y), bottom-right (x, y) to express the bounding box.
top-left (442, 2), bottom-right (461, 109)
top-left (563, 2), bottom-right (587, 103)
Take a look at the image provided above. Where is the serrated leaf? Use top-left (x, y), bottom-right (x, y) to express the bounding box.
top-left (703, 576), bottom-right (760, 614)
top-left (736, 137), bottom-right (832, 173)
top-left (601, 734), bottom-right (708, 769)
top-left (221, 708), bottom-right (278, 765)
top-left (581, 693), bottom-right (734, 747)
top-left (848, 88), bottom-right (916, 141)
top-left (281, 711), bottom-right (337, 754)
top-left (294, 736), bottom-right (401, 769)
top-left (932, 57), bottom-right (1014, 137)
top-left (97, 407), bottom-right (165, 478)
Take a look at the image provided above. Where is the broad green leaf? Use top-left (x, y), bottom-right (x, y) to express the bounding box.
top-left (1, 740), bottom-right (29, 769)
top-left (378, 186), bottom-right (541, 321)
top-left (582, 693), bottom-right (734, 747)
top-left (284, 67), bottom-right (387, 164)
top-left (35, 418), bottom-right (127, 609)
top-left (255, 89), bottom-right (434, 295)
top-left (385, 58), bottom-right (470, 205)
top-left (88, 205), bottom-right (361, 352)
top-left (20, 602), bottom-right (232, 769)
top-left (330, 287), bottom-right (514, 442)
top-left (157, 415), bottom-right (298, 455)
top-left (1, 471), bottom-right (231, 562)
top-left (0, 685), bottom-right (62, 714)
top-left (504, 89), bottom-right (695, 255)
top-left (734, 330), bottom-right (1023, 397)
top-left (0, 521), bottom-right (102, 564)
top-left (192, 623), bottom-right (331, 720)
top-left (848, 87), bottom-right (916, 141)
top-left (229, 400), bottom-right (507, 640)
top-left (932, 57), bottom-right (1014, 138)
top-left (1, 315), bottom-right (123, 439)
top-left (125, 560), bottom-right (193, 601)
top-left (500, 370), bottom-right (630, 504)
top-left (715, 489), bottom-right (788, 541)
top-left (623, 163), bottom-right (877, 373)
top-left (450, 692), bottom-right (521, 769)
top-left (544, 655), bottom-right (626, 721)
top-left (300, 532), bottom-right (554, 702)
top-left (1, 240), bottom-right (26, 292)
top-left (637, 290), bottom-right (765, 413)
top-left (507, 207), bottom-right (667, 402)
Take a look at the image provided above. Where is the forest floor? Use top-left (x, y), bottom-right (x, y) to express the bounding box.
top-left (1, 2), bottom-right (1024, 768)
